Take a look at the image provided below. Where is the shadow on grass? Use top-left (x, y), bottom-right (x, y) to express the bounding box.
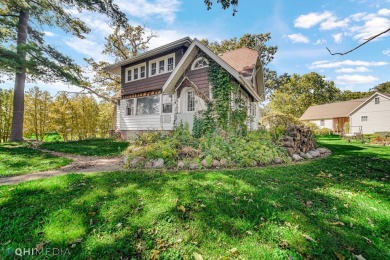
top-left (0, 137), bottom-right (389, 259)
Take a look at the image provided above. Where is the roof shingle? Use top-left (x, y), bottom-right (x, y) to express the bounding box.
top-left (220, 48), bottom-right (258, 77)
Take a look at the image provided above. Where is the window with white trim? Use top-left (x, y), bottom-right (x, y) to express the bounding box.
top-left (375, 97), bottom-right (380, 104)
top-left (320, 120), bottom-right (325, 126)
top-left (361, 116), bottom-right (368, 122)
top-left (191, 57), bottom-right (209, 70)
top-left (162, 94), bottom-right (173, 113)
top-left (136, 95), bottom-right (160, 115)
top-left (149, 54), bottom-right (175, 77)
top-left (126, 99), bottom-right (135, 116)
top-left (187, 90), bottom-right (195, 112)
top-left (125, 63), bottom-right (146, 82)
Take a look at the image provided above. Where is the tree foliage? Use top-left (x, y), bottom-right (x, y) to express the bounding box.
top-left (0, 88), bottom-right (13, 142)
top-left (371, 81), bottom-right (390, 93)
top-left (268, 72), bottom-right (341, 118)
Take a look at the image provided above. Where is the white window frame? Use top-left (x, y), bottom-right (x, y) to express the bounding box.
top-left (125, 62), bottom-right (146, 83)
top-left (320, 119), bottom-right (325, 126)
top-left (161, 94), bottom-right (173, 114)
top-left (126, 99), bottom-right (135, 116)
top-left (149, 53), bottom-right (175, 78)
top-left (361, 116), bottom-right (368, 122)
top-left (191, 57), bottom-right (209, 70)
top-left (375, 97), bottom-right (380, 104)
top-left (186, 90), bottom-right (196, 112)
top-left (135, 94), bottom-right (161, 116)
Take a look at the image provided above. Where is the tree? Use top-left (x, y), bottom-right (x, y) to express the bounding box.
top-left (337, 90), bottom-right (372, 101)
top-left (268, 72), bottom-right (341, 118)
top-left (371, 81), bottom-right (390, 93)
top-left (0, 0), bottom-right (126, 141)
top-left (0, 89), bottom-right (13, 142)
top-left (204, 0), bottom-right (239, 14)
top-left (24, 86), bottom-right (52, 141)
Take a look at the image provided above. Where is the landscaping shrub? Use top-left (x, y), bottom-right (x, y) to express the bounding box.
top-left (314, 127), bottom-right (333, 135)
top-left (123, 126), bottom-right (290, 169)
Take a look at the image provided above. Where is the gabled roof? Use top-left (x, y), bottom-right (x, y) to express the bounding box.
top-left (220, 47), bottom-right (259, 77)
top-left (299, 98), bottom-right (368, 120)
top-left (162, 39), bottom-right (264, 102)
top-left (103, 37), bottom-right (192, 76)
top-left (348, 92), bottom-right (390, 116)
top-left (300, 92), bottom-right (390, 120)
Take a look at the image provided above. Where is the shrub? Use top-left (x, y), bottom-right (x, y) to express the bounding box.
top-left (314, 128), bottom-right (333, 135)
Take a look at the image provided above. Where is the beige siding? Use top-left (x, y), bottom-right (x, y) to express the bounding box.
top-left (310, 119), bottom-right (334, 130)
top-left (117, 97), bottom-right (174, 131)
top-left (350, 94), bottom-right (390, 134)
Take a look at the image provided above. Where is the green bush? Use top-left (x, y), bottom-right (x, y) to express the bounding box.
top-left (314, 128), bottom-right (333, 135)
top-left (124, 129), bottom-right (289, 169)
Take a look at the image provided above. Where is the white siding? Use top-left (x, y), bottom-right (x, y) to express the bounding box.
top-left (350, 94), bottom-right (390, 134)
top-left (310, 119), bottom-right (333, 130)
top-left (117, 97), bottom-right (174, 131)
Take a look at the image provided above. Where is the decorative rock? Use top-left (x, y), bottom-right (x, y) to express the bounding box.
top-left (152, 158), bottom-right (164, 168)
top-left (123, 155), bottom-right (129, 164)
top-left (130, 157), bottom-right (145, 167)
top-left (201, 159), bottom-right (210, 168)
top-left (309, 150), bottom-right (320, 157)
top-left (212, 159), bottom-right (221, 168)
top-left (252, 160), bottom-right (258, 167)
top-left (220, 159), bottom-right (228, 167)
top-left (305, 153), bottom-right (313, 159)
top-left (317, 148), bottom-right (331, 154)
top-left (300, 152), bottom-right (307, 158)
top-left (292, 154), bottom-right (303, 161)
top-left (189, 163), bottom-right (199, 170)
top-left (145, 160), bottom-right (153, 168)
top-left (177, 161), bottom-right (185, 169)
top-left (273, 157), bottom-right (282, 164)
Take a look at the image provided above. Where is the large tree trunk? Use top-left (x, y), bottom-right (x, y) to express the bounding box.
top-left (10, 10), bottom-right (29, 142)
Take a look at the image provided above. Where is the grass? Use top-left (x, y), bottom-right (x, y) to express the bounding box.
top-left (0, 143), bottom-right (72, 177)
top-left (0, 136), bottom-right (389, 259)
top-left (40, 138), bottom-right (130, 157)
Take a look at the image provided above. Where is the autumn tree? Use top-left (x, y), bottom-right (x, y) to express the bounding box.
top-left (268, 72), bottom-right (341, 118)
top-left (0, 0), bottom-right (126, 141)
top-left (0, 89), bottom-right (13, 142)
top-left (24, 86), bottom-right (52, 141)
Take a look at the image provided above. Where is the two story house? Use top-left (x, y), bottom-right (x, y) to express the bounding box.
top-left (104, 37), bottom-right (265, 139)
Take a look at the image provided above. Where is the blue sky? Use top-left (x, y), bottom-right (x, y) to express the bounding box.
top-left (2, 0), bottom-right (390, 94)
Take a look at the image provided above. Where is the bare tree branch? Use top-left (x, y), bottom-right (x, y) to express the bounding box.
top-left (326, 27), bottom-right (390, 55)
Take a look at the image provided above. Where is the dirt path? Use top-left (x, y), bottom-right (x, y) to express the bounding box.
top-left (0, 149), bottom-right (125, 186)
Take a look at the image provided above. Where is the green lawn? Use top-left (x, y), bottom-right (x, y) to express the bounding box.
top-left (0, 143), bottom-right (72, 177)
top-left (40, 138), bottom-right (129, 157)
top-left (0, 136), bottom-right (389, 259)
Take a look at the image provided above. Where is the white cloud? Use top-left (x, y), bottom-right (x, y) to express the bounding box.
top-left (64, 37), bottom-right (111, 62)
top-left (320, 17), bottom-right (349, 30)
top-left (332, 33), bottom-right (343, 43)
top-left (44, 31), bottom-right (55, 37)
top-left (116, 0), bottom-right (181, 24)
top-left (310, 60), bottom-right (388, 69)
top-left (286, 33), bottom-right (310, 43)
top-left (335, 67), bottom-right (370, 73)
top-left (314, 39), bottom-right (326, 45)
top-left (350, 12), bottom-right (367, 21)
top-left (294, 11), bottom-right (333, 28)
top-left (378, 8), bottom-right (390, 16)
top-left (336, 74), bottom-right (378, 85)
top-left (383, 49), bottom-right (390, 56)
top-left (351, 17), bottom-right (390, 42)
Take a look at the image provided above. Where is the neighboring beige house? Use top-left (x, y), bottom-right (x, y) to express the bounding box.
top-left (104, 37), bottom-right (264, 139)
top-left (300, 92), bottom-right (390, 134)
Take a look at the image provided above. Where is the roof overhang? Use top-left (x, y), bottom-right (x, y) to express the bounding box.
top-left (162, 39), bottom-right (264, 102)
top-left (103, 37), bottom-right (193, 76)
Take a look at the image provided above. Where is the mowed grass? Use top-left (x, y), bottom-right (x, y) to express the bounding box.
top-left (0, 143), bottom-right (72, 177)
top-left (40, 138), bottom-right (129, 157)
top-left (0, 136), bottom-right (389, 259)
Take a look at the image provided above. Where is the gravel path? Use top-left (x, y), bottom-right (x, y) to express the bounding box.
top-left (0, 149), bottom-right (125, 186)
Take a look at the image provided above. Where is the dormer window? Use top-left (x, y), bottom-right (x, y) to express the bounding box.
top-left (149, 53), bottom-right (175, 77)
top-left (191, 57), bottom-right (209, 70)
top-left (125, 62), bottom-right (146, 83)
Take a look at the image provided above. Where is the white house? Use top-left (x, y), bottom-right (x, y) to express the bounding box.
top-left (103, 37), bottom-right (265, 139)
top-left (300, 92), bottom-right (390, 134)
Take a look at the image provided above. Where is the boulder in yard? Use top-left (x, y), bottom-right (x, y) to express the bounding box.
top-left (212, 159), bottom-right (221, 168)
top-left (273, 157), bottom-right (282, 164)
top-left (152, 158), bottom-right (164, 168)
top-left (305, 153), bottom-right (313, 159)
top-left (309, 150), bottom-right (321, 157)
top-left (292, 154), bottom-right (303, 161)
top-left (130, 157), bottom-right (145, 167)
top-left (201, 159), bottom-right (210, 168)
top-left (177, 161), bottom-right (185, 169)
top-left (220, 159), bottom-right (228, 167)
top-left (189, 163), bottom-right (200, 170)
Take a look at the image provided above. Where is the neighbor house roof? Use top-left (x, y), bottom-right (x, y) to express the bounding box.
top-left (220, 48), bottom-right (259, 77)
top-left (299, 97), bottom-right (368, 121)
